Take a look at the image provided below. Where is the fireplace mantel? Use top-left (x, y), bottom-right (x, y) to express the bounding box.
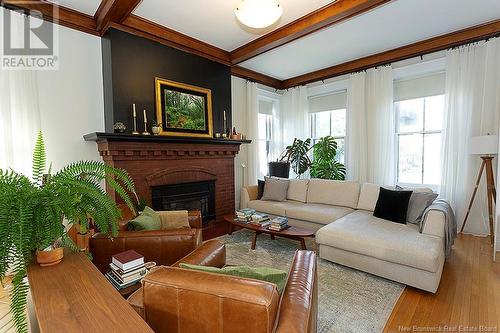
top-left (85, 132), bottom-right (249, 239)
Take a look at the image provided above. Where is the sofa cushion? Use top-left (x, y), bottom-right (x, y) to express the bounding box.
top-left (357, 183), bottom-right (380, 211)
top-left (286, 204), bottom-right (354, 225)
top-left (261, 177), bottom-right (290, 202)
top-left (287, 179), bottom-right (309, 203)
top-left (306, 179), bottom-right (360, 209)
top-left (248, 200), bottom-right (304, 216)
top-left (316, 210), bottom-right (443, 272)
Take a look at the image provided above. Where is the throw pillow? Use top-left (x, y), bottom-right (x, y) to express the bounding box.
top-left (261, 176), bottom-right (290, 202)
top-left (373, 187), bottom-right (413, 224)
top-left (128, 206), bottom-right (161, 231)
top-left (158, 210), bottom-right (191, 230)
top-left (396, 185), bottom-right (438, 224)
top-left (257, 179), bottom-right (265, 200)
top-left (180, 263), bottom-right (288, 294)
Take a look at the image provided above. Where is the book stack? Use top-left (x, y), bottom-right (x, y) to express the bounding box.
top-left (268, 216), bottom-right (289, 231)
top-left (236, 208), bottom-right (256, 223)
top-left (105, 250), bottom-right (147, 290)
top-left (250, 213), bottom-right (271, 227)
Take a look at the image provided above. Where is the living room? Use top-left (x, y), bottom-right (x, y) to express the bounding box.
top-left (0, 0), bottom-right (499, 332)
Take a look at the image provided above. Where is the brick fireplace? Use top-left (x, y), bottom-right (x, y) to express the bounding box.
top-left (85, 133), bottom-right (248, 239)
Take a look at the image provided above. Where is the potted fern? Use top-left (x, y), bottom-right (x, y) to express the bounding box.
top-left (0, 132), bottom-right (138, 333)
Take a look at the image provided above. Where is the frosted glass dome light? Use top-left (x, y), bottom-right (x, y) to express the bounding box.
top-left (235, 0), bottom-right (283, 29)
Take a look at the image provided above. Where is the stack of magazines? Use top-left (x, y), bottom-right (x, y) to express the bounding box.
top-left (105, 250), bottom-right (147, 290)
top-left (236, 208), bottom-right (256, 223)
top-left (250, 213), bottom-right (271, 227)
top-left (268, 216), bottom-right (289, 231)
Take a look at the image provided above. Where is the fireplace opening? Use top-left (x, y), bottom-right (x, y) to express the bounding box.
top-left (151, 181), bottom-right (216, 224)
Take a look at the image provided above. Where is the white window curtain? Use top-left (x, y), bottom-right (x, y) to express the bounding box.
top-left (440, 38), bottom-right (500, 236)
top-left (0, 8), bottom-right (41, 176)
top-left (281, 86), bottom-right (309, 144)
top-left (346, 66), bottom-right (395, 185)
top-left (246, 81), bottom-right (259, 185)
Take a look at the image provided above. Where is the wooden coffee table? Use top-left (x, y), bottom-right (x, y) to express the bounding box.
top-left (224, 214), bottom-right (315, 250)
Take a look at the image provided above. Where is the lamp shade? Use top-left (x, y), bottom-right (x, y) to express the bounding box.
top-left (468, 135), bottom-right (499, 155)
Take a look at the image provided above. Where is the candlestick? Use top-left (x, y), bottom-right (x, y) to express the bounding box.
top-left (131, 103), bottom-right (139, 135)
top-left (142, 109), bottom-right (150, 135)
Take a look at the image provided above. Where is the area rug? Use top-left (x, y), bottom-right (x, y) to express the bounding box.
top-left (217, 230), bottom-right (404, 333)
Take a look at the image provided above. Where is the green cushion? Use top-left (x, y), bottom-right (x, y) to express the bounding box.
top-left (128, 206), bottom-right (161, 231)
top-left (179, 263), bottom-right (288, 294)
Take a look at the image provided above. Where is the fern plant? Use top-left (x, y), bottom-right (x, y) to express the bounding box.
top-left (310, 136), bottom-right (346, 180)
top-left (0, 132), bottom-right (137, 333)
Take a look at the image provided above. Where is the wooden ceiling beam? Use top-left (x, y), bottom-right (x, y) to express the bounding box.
top-left (1, 0), bottom-right (97, 35)
top-left (281, 19), bottom-right (500, 89)
top-left (230, 0), bottom-right (392, 64)
top-left (231, 66), bottom-right (282, 89)
top-left (94, 0), bottom-right (142, 34)
top-left (118, 15), bottom-right (232, 65)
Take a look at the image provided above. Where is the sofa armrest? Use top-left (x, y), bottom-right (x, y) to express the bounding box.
top-left (172, 239), bottom-right (226, 268)
top-left (241, 185), bottom-right (259, 208)
top-left (89, 228), bottom-right (202, 273)
top-left (421, 210), bottom-right (446, 238)
top-left (275, 250), bottom-right (317, 333)
top-left (141, 267), bottom-right (280, 333)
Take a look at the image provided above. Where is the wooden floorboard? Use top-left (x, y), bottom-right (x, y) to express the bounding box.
top-left (384, 234), bottom-right (500, 332)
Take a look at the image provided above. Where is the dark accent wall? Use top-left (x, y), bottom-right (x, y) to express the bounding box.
top-left (101, 28), bottom-right (232, 134)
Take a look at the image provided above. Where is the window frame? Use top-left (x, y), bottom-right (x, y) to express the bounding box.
top-left (394, 94), bottom-right (444, 190)
top-left (309, 108), bottom-right (347, 164)
top-left (257, 92), bottom-right (280, 177)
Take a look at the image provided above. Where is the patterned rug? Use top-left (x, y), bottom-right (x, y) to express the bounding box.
top-left (217, 229), bottom-right (404, 333)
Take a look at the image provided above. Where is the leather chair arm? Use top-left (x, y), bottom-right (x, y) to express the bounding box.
top-left (127, 239), bottom-right (226, 319)
top-left (141, 267), bottom-right (280, 333)
top-left (275, 250), bottom-right (318, 333)
top-left (90, 228), bottom-right (202, 274)
top-left (172, 239), bottom-right (226, 268)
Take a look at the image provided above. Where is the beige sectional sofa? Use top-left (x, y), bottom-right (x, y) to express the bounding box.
top-left (240, 179), bottom-right (446, 293)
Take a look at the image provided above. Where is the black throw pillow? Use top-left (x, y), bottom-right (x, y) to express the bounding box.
top-left (373, 187), bottom-right (413, 224)
top-left (257, 179), bottom-right (265, 200)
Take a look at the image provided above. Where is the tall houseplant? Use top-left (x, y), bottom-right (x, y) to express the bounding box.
top-left (310, 136), bottom-right (346, 180)
top-left (0, 132), bottom-right (137, 333)
top-left (271, 136), bottom-right (345, 180)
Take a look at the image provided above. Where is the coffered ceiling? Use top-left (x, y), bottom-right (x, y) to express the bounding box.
top-left (8, 0), bottom-right (500, 88)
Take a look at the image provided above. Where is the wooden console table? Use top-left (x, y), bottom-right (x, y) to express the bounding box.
top-left (27, 250), bottom-right (153, 333)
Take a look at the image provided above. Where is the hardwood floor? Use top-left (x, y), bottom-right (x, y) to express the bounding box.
top-left (384, 234), bottom-right (500, 333)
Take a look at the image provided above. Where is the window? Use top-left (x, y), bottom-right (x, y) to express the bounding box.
top-left (395, 95), bottom-right (444, 187)
top-left (258, 105), bottom-right (273, 177)
top-left (310, 109), bottom-right (346, 163)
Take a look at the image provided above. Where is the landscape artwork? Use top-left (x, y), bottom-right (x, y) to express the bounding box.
top-left (155, 78), bottom-right (213, 138)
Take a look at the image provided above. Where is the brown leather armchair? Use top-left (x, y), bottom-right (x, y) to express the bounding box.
top-left (128, 240), bottom-right (318, 333)
top-left (89, 210), bottom-right (203, 274)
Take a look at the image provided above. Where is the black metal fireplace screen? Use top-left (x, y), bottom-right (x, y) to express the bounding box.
top-left (151, 181), bottom-right (215, 224)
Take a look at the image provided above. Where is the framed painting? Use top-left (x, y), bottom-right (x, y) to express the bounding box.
top-left (155, 78), bottom-right (213, 138)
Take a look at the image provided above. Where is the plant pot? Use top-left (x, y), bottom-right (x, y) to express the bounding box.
top-left (76, 232), bottom-right (90, 252)
top-left (268, 161), bottom-right (290, 178)
top-left (36, 248), bottom-right (64, 267)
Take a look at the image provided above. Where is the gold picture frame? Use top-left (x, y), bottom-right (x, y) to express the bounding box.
top-left (155, 77), bottom-right (213, 138)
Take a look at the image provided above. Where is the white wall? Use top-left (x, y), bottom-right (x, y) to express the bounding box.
top-left (37, 24), bottom-right (104, 171)
top-left (231, 76), bottom-right (249, 209)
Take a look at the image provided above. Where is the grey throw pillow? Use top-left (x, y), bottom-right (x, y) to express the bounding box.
top-left (396, 186), bottom-right (438, 224)
top-left (261, 177), bottom-right (290, 202)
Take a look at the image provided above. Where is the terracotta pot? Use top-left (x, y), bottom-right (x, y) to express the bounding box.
top-left (36, 248), bottom-right (64, 267)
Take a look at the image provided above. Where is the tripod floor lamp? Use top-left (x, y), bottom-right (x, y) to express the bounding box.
top-left (461, 135), bottom-right (498, 244)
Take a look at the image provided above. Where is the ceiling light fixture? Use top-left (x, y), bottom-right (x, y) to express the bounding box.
top-left (235, 0), bottom-right (283, 29)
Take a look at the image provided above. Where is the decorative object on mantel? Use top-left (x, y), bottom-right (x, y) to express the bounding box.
top-left (155, 77), bottom-right (213, 138)
top-left (151, 120), bottom-right (162, 135)
top-left (142, 109), bottom-right (151, 135)
top-left (0, 131), bottom-right (138, 333)
top-left (113, 122), bottom-right (126, 133)
top-left (231, 127), bottom-right (243, 140)
top-left (215, 132), bottom-right (221, 138)
top-left (461, 134), bottom-right (498, 244)
top-left (131, 103), bottom-right (139, 135)
top-left (223, 110), bottom-right (230, 138)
